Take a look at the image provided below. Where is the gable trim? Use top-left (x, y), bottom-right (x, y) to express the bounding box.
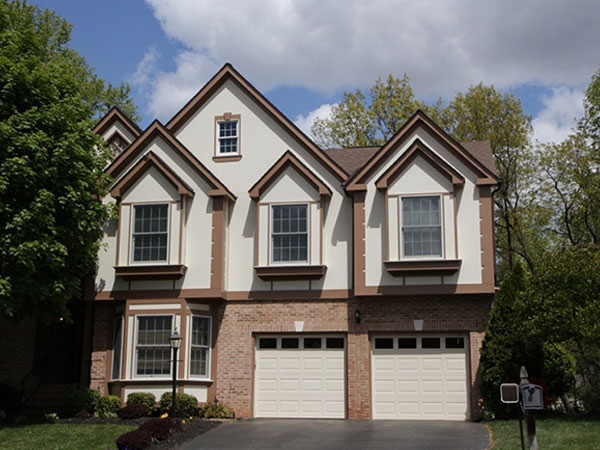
top-left (106, 120), bottom-right (236, 202)
top-left (346, 110), bottom-right (497, 191)
top-left (93, 107), bottom-right (142, 139)
top-left (375, 138), bottom-right (465, 190)
top-left (110, 151), bottom-right (195, 200)
top-left (166, 63), bottom-right (348, 182)
top-left (248, 150), bottom-right (332, 200)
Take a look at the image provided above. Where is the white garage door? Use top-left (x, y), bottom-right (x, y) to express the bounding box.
top-left (254, 335), bottom-right (345, 418)
top-left (371, 335), bottom-right (469, 421)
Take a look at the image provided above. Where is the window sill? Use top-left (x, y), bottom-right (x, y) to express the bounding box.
top-left (383, 259), bottom-right (461, 277)
top-left (254, 265), bottom-right (327, 281)
top-left (109, 378), bottom-right (214, 385)
top-left (213, 155), bottom-right (242, 162)
top-left (114, 264), bottom-right (187, 281)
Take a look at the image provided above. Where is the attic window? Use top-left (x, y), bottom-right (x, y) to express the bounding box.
top-left (108, 133), bottom-right (128, 156)
top-left (215, 113), bottom-right (241, 159)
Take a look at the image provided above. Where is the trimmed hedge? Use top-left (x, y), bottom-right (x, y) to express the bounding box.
top-left (97, 395), bottom-right (121, 419)
top-left (61, 389), bottom-right (101, 418)
top-left (200, 401), bottom-right (235, 419)
top-left (159, 392), bottom-right (198, 418)
top-left (116, 429), bottom-right (152, 450)
top-left (126, 392), bottom-right (156, 410)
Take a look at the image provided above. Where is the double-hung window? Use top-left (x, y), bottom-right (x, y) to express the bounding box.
top-left (189, 316), bottom-right (211, 378)
top-left (271, 204), bottom-right (308, 263)
top-left (132, 204), bottom-right (168, 263)
top-left (402, 196), bottom-right (442, 258)
top-left (217, 120), bottom-right (238, 154)
top-left (135, 316), bottom-right (172, 377)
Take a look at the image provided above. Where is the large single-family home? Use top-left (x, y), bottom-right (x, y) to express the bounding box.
top-left (89, 64), bottom-right (497, 421)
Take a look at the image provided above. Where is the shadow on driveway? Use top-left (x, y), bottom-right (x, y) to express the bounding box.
top-left (181, 419), bottom-right (490, 450)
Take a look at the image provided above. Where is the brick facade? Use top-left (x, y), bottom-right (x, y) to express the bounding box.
top-left (90, 294), bottom-right (492, 420)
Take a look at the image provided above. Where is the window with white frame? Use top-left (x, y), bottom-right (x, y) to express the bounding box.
top-left (217, 120), bottom-right (239, 154)
top-left (401, 196), bottom-right (442, 257)
top-left (271, 204), bottom-right (308, 263)
top-left (132, 204), bottom-right (169, 263)
top-left (189, 316), bottom-right (211, 378)
top-left (111, 317), bottom-right (123, 380)
top-left (135, 316), bottom-right (172, 377)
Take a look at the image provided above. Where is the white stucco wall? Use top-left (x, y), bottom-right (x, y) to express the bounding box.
top-left (174, 80), bottom-right (352, 292)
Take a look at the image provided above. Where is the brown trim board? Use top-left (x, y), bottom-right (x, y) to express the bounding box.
top-left (93, 107), bottom-right (142, 139)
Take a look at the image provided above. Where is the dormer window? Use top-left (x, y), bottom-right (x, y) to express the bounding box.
top-left (272, 204), bottom-right (308, 263)
top-left (401, 196), bottom-right (442, 258)
top-left (215, 113), bottom-right (241, 159)
top-left (132, 204), bottom-right (169, 263)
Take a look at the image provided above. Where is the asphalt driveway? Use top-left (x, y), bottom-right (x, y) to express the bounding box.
top-left (181, 419), bottom-right (490, 450)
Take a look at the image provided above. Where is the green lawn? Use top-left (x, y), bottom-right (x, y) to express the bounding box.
top-left (488, 415), bottom-right (600, 450)
top-left (0, 423), bottom-right (136, 450)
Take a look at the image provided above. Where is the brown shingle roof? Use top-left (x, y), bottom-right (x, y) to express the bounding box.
top-left (324, 140), bottom-right (497, 179)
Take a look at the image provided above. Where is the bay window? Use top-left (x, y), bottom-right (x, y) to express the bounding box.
top-left (189, 316), bottom-right (211, 378)
top-left (135, 315), bottom-right (172, 377)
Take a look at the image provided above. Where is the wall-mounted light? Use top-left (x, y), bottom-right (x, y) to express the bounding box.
top-left (355, 309), bottom-right (361, 324)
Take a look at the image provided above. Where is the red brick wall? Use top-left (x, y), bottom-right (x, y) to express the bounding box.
top-left (89, 294), bottom-right (492, 420)
top-left (215, 294), bottom-right (492, 420)
top-left (89, 304), bottom-right (112, 396)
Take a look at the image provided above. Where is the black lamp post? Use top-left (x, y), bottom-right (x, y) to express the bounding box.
top-left (169, 329), bottom-right (182, 418)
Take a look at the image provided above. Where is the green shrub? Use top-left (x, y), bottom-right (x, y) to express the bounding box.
top-left (61, 389), bottom-right (101, 418)
top-left (159, 392), bottom-right (198, 418)
top-left (118, 404), bottom-right (150, 419)
top-left (126, 392), bottom-right (156, 410)
top-left (199, 401), bottom-right (235, 419)
top-left (97, 395), bottom-right (122, 418)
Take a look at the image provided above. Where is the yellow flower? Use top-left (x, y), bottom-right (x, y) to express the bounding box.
top-left (182, 420), bottom-right (186, 424)
top-left (160, 413), bottom-right (168, 419)
top-left (189, 416), bottom-right (193, 420)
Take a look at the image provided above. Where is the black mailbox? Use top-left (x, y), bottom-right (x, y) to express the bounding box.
top-left (521, 383), bottom-right (543, 410)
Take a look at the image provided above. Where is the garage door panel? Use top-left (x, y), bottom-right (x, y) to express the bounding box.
top-left (372, 335), bottom-right (469, 421)
top-left (255, 335), bottom-right (345, 419)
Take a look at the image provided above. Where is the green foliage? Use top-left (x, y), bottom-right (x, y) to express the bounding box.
top-left (199, 401), bottom-right (235, 419)
top-left (159, 392), bottom-right (198, 418)
top-left (126, 392), bottom-right (156, 410)
top-left (480, 263), bottom-right (576, 415)
top-left (97, 395), bottom-right (121, 419)
top-left (0, 0), bottom-right (138, 321)
top-left (61, 389), bottom-right (101, 418)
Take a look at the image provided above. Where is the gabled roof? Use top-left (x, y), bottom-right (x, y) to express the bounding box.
top-left (105, 120), bottom-right (235, 202)
top-left (324, 147), bottom-right (380, 176)
top-left (248, 150), bottom-right (332, 200)
top-left (166, 63), bottom-right (348, 182)
top-left (110, 151), bottom-right (194, 200)
top-left (345, 110), bottom-right (498, 191)
top-left (375, 138), bottom-right (465, 190)
top-left (93, 107), bottom-right (142, 139)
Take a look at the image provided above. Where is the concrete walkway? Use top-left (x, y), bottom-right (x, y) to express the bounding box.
top-left (181, 419), bottom-right (490, 450)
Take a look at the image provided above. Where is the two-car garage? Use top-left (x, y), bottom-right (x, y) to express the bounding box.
top-left (253, 334), bottom-right (470, 421)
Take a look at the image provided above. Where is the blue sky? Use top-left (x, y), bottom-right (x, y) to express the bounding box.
top-left (31, 0), bottom-right (600, 144)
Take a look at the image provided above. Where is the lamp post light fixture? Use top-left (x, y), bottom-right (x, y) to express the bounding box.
top-left (169, 329), bottom-right (182, 418)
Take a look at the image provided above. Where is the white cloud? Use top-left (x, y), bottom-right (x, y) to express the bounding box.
top-left (531, 86), bottom-right (585, 143)
top-left (139, 0), bottom-right (600, 120)
top-left (130, 46), bottom-right (160, 88)
top-left (294, 103), bottom-right (335, 138)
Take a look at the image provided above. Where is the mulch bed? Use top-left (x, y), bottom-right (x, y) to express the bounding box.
top-left (58, 416), bottom-right (223, 449)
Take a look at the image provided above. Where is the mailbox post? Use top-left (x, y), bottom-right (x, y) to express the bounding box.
top-left (500, 367), bottom-right (543, 450)
top-left (520, 366), bottom-right (541, 450)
